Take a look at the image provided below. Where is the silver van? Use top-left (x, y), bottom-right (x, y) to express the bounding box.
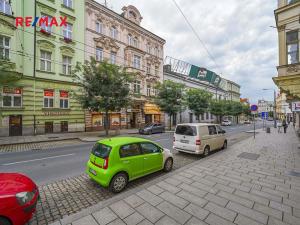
top-left (173, 123), bottom-right (227, 156)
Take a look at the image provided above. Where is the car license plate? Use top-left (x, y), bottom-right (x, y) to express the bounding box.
top-left (180, 140), bottom-right (189, 144)
top-left (89, 168), bottom-right (97, 176)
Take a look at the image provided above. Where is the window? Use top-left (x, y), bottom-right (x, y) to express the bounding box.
top-left (146, 43), bottom-right (151, 54)
top-left (59, 90), bottom-right (69, 108)
top-left (40, 50), bottom-right (51, 71)
top-left (96, 21), bottom-right (103, 34)
top-left (44, 89), bottom-right (54, 108)
top-left (146, 64), bottom-right (151, 74)
top-left (0, 35), bottom-right (10, 60)
top-left (119, 144), bottom-right (141, 158)
top-left (63, 0), bottom-right (73, 8)
top-left (201, 114), bottom-right (204, 120)
top-left (133, 37), bottom-right (138, 48)
top-left (206, 112), bottom-right (209, 120)
top-left (140, 142), bottom-right (161, 154)
top-left (62, 56), bottom-right (72, 75)
top-left (110, 52), bottom-right (116, 64)
top-left (63, 23), bottom-right (72, 39)
top-left (133, 55), bottom-right (141, 69)
top-left (152, 87), bottom-right (157, 96)
top-left (128, 34), bottom-right (133, 45)
top-left (133, 80), bottom-right (141, 94)
top-left (196, 115), bottom-right (200, 121)
top-left (175, 125), bottom-right (197, 136)
top-left (208, 126), bottom-right (217, 135)
top-left (155, 66), bottom-right (159, 76)
top-left (147, 85), bottom-right (151, 96)
top-left (154, 47), bottom-right (159, 57)
top-left (0, 0), bottom-right (11, 15)
top-left (2, 87), bottom-right (22, 107)
top-left (96, 47), bottom-right (103, 61)
top-left (287, 31), bottom-right (299, 64)
top-left (92, 143), bottom-right (111, 158)
top-left (129, 11), bottom-right (136, 20)
top-left (40, 14), bottom-right (52, 33)
top-left (111, 26), bottom-right (117, 39)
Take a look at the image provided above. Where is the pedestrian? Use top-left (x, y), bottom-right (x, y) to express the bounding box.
top-left (277, 120), bottom-right (282, 133)
top-left (282, 119), bottom-right (288, 134)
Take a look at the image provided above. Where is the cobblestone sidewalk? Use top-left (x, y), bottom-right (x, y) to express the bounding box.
top-left (51, 127), bottom-right (300, 225)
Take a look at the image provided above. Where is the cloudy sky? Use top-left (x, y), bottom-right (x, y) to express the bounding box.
top-left (99, 0), bottom-right (278, 103)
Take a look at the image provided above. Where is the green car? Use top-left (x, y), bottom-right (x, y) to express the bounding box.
top-left (86, 137), bottom-right (174, 193)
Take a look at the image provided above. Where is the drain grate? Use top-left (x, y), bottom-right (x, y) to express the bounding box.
top-left (237, 152), bottom-right (260, 160)
top-left (287, 171), bottom-right (300, 177)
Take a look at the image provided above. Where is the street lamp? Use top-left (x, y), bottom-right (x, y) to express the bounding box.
top-left (262, 88), bottom-right (277, 128)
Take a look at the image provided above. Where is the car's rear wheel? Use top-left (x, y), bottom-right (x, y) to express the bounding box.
top-left (0, 217), bottom-right (11, 225)
top-left (203, 146), bottom-right (210, 157)
top-left (164, 158), bottom-right (173, 172)
top-left (222, 141), bottom-right (227, 149)
top-left (109, 173), bottom-right (128, 193)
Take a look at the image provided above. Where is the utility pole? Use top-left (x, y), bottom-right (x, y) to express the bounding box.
top-left (33, 0), bottom-right (37, 135)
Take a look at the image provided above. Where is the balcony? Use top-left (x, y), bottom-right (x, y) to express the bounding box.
top-left (0, 60), bottom-right (22, 83)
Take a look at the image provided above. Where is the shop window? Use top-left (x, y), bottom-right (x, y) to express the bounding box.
top-left (60, 90), bottom-right (69, 108)
top-left (2, 87), bottom-right (22, 107)
top-left (44, 89), bottom-right (54, 108)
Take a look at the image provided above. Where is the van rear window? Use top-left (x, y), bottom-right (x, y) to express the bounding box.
top-left (92, 143), bottom-right (111, 158)
top-left (175, 125), bottom-right (197, 136)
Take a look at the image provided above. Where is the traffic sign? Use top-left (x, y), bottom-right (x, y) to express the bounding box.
top-left (250, 104), bottom-right (258, 111)
top-left (261, 112), bottom-right (268, 119)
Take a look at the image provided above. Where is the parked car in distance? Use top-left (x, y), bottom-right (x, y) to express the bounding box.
top-left (244, 119), bottom-right (251, 124)
top-left (221, 120), bottom-right (232, 126)
top-left (0, 173), bottom-right (39, 225)
top-left (173, 123), bottom-right (227, 156)
top-left (139, 123), bottom-right (165, 134)
top-left (86, 137), bottom-right (173, 193)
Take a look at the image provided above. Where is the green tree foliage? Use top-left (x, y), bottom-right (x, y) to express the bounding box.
top-left (186, 89), bottom-right (212, 119)
top-left (72, 58), bottom-right (135, 136)
top-left (155, 80), bottom-right (185, 130)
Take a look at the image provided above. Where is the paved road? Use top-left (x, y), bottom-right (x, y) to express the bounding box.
top-left (0, 121), bottom-right (269, 185)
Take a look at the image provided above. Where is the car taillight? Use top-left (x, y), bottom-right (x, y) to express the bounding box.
top-left (103, 158), bottom-right (109, 169)
top-left (196, 139), bottom-right (201, 145)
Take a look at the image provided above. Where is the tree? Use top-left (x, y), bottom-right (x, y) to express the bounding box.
top-left (155, 80), bottom-right (185, 130)
top-left (242, 104), bottom-right (251, 118)
top-left (186, 89), bottom-right (212, 120)
top-left (210, 100), bottom-right (226, 122)
top-left (72, 58), bottom-right (135, 136)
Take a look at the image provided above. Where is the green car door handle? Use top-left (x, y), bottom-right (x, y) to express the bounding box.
top-left (144, 158), bottom-right (147, 160)
top-left (123, 161), bottom-right (130, 164)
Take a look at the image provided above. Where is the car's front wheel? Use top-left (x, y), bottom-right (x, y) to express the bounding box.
top-left (109, 173), bottom-right (128, 193)
top-left (164, 158), bottom-right (173, 172)
top-left (0, 217), bottom-right (11, 225)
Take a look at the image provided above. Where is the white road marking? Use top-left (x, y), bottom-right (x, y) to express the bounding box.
top-left (2, 153), bottom-right (75, 166)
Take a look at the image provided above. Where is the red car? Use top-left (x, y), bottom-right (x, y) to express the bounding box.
top-left (0, 173), bottom-right (39, 225)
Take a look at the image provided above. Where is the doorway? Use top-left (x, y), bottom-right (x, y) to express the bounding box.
top-left (61, 121), bottom-right (68, 132)
top-left (9, 115), bottom-right (22, 136)
top-left (45, 122), bottom-right (53, 133)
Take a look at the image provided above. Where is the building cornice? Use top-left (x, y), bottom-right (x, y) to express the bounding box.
top-left (86, 0), bottom-right (166, 45)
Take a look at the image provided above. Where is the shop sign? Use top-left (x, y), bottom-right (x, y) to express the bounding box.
top-left (189, 65), bottom-right (222, 87)
top-left (43, 111), bottom-right (70, 116)
top-left (144, 103), bottom-right (161, 114)
top-left (292, 102), bottom-right (300, 112)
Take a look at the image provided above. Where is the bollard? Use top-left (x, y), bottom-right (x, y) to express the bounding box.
top-left (266, 127), bottom-right (271, 133)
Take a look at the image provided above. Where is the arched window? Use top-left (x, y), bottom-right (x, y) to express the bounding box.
top-left (129, 11), bottom-right (136, 19)
top-left (133, 36), bottom-right (138, 48)
top-left (146, 42), bottom-right (151, 54)
top-left (154, 47), bottom-right (159, 57)
top-left (111, 26), bottom-right (118, 39)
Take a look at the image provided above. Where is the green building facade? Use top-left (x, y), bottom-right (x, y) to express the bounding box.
top-left (0, 0), bottom-right (85, 136)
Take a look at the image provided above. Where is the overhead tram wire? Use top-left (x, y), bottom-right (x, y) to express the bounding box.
top-left (171, 0), bottom-right (222, 75)
top-left (14, 27), bottom-right (162, 75)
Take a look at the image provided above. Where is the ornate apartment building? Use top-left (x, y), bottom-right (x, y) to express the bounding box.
top-left (85, 0), bottom-right (165, 130)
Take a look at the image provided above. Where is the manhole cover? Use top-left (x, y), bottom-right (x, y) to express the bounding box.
top-left (287, 171), bottom-right (300, 177)
top-left (237, 152), bottom-right (260, 160)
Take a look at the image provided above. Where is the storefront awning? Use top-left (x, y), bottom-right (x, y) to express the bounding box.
top-left (144, 103), bottom-right (161, 114)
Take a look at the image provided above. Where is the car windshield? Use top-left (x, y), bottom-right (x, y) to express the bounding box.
top-left (91, 143), bottom-right (111, 158)
top-left (175, 125), bottom-right (197, 136)
top-left (145, 123), bottom-right (154, 127)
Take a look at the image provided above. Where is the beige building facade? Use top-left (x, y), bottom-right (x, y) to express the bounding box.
top-left (84, 0), bottom-right (165, 130)
top-left (273, 0), bottom-right (300, 127)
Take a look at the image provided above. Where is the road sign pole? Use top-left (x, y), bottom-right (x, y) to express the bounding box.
top-left (254, 114), bottom-right (256, 139)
